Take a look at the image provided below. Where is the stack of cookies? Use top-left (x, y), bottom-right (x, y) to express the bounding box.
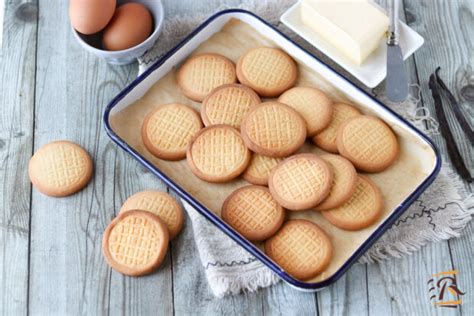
top-left (139, 47), bottom-right (399, 281)
top-left (102, 190), bottom-right (184, 276)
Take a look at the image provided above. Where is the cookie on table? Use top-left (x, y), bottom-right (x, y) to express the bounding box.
top-left (236, 47), bottom-right (297, 97)
top-left (314, 154), bottom-right (357, 211)
top-left (278, 87), bottom-right (333, 136)
top-left (120, 191), bottom-right (184, 239)
top-left (242, 154), bottom-right (282, 186)
top-left (240, 101), bottom-right (307, 158)
top-left (187, 125), bottom-right (251, 183)
top-left (102, 210), bottom-right (169, 276)
top-left (201, 84), bottom-right (261, 129)
top-left (142, 103), bottom-right (203, 161)
top-left (177, 53), bottom-right (237, 102)
top-left (269, 153), bottom-right (333, 211)
top-left (312, 102), bottom-right (361, 153)
top-left (28, 140), bottom-right (93, 197)
top-left (221, 185), bottom-right (285, 241)
top-left (322, 176), bottom-right (383, 231)
top-left (265, 219), bottom-right (333, 280)
top-left (337, 116), bottom-right (399, 172)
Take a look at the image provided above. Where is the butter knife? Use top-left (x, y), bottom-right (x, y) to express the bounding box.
top-left (386, 0), bottom-right (409, 102)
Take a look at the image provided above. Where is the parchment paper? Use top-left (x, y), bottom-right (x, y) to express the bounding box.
top-left (110, 19), bottom-right (436, 283)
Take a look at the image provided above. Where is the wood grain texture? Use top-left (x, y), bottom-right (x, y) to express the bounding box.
top-left (162, 0), bottom-right (242, 16)
top-left (25, 0), bottom-right (158, 314)
top-left (365, 3), bottom-right (471, 316)
top-left (0, 1), bottom-right (37, 315)
top-left (318, 264), bottom-right (369, 316)
top-left (261, 282), bottom-right (318, 315)
top-left (367, 2), bottom-right (462, 316)
top-left (401, 2), bottom-right (473, 316)
top-left (368, 242), bottom-right (460, 316)
top-left (403, 0), bottom-right (473, 191)
top-left (449, 222), bottom-right (474, 316)
top-left (0, 0), bottom-right (472, 315)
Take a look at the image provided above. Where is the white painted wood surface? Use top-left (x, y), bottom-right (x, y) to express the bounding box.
top-left (0, 0), bottom-right (472, 315)
top-left (0, 0), bottom-right (37, 314)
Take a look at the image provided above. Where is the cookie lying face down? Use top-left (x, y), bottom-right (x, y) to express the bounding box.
top-left (221, 185), bottom-right (285, 242)
top-left (265, 219), bottom-right (333, 281)
top-left (177, 53), bottom-right (237, 102)
top-left (237, 47), bottom-right (297, 97)
top-left (29, 140), bottom-right (93, 197)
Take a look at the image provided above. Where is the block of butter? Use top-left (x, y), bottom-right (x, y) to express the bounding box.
top-left (300, 0), bottom-right (389, 65)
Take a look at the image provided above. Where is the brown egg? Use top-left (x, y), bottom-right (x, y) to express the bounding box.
top-left (102, 3), bottom-right (153, 51)
top-left (69, 0), bottom-right (116, 35)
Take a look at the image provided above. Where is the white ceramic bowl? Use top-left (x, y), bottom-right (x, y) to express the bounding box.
top-left (72, 0), bottom-right (164, 65)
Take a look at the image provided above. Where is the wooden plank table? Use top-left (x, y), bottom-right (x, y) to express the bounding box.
top-left (0, 0), bottom-right (472, 315)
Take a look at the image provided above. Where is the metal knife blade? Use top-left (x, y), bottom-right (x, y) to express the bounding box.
top-left (386, 0), bottom-right (409, 102)
top-left (386, 44), bottom-right (409, 102)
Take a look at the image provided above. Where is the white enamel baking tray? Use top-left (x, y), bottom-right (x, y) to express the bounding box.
top-left (104, 9), bottom-right (440, 291)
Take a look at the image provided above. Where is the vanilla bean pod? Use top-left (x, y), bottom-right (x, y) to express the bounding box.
top-left (435, 67), bottom-right (474, 144)
top-left (429, 73), bottom-right (472, 182)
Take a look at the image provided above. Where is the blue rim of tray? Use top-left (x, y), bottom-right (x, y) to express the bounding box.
top-left (103, 9), bottom-right (442, 290)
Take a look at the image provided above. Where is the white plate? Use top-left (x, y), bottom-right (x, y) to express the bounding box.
top-left (280, 1), bottom-right (424, 88)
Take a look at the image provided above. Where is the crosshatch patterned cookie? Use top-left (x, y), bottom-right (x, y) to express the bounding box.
top-left (322, 176), bottom-right (383, 231)
top-left (177, 53), bottom-right (237, 101)
top-left (242, 154), bottom-right (283, 186)
top-left (102, 210), bottom-right (169, 276)
top-left (236, 47), bottom-right (297, 97)
top-left (120, 191), bottom-right (184, 239)
top-left (28, 140), bottom-right (93, 197)
top-left (312, 102), bottom-right (361, 153)
top-left (142, 103), bottom-right (203, 161)
top-left (314, 154), bottom-right (357, 211)
top-left (187, 125), bottom-right (251, 183)
top-left (240, 102), bottom-right (307, 158)
top-left (201, 84), bottom-right (261, 129)
top-left (269, 153), bottom-right (333, 211)
top-left (337, 116), bottom-right (399, 172)
top-left (265, 219), bottom-right (333, 280)
top-left (278, 87), bottom-right (334, 136)
top-left (221, 185), bottom-right (285, 241)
